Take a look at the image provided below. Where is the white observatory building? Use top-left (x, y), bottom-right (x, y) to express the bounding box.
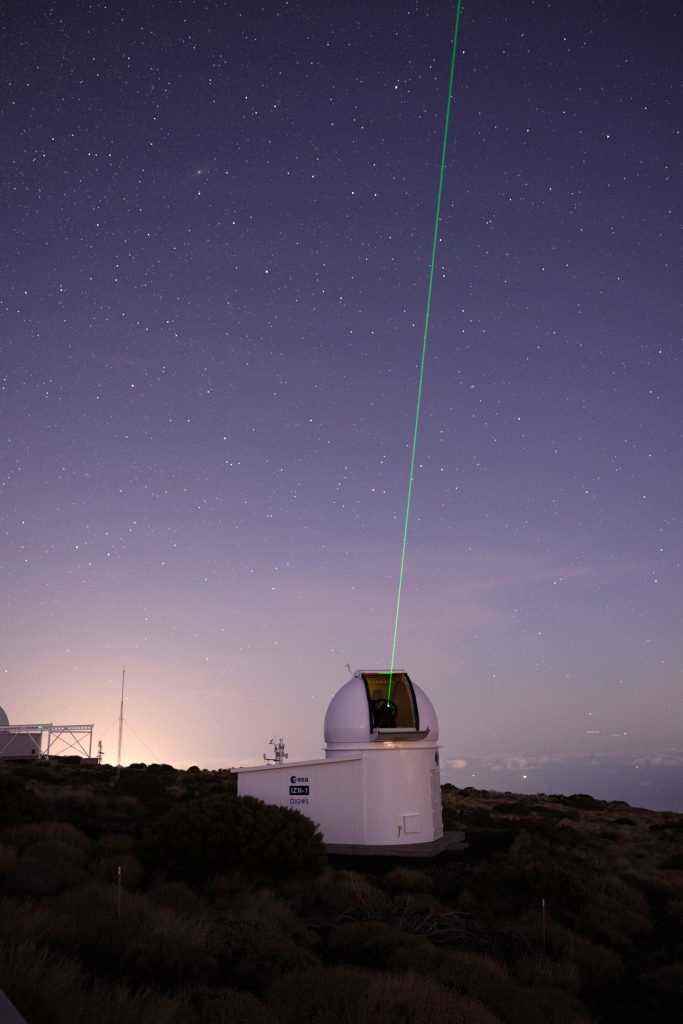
top-left (0, 705), bottom-right (42, 760)
top-left (235, 671), bottom-right (460, 855)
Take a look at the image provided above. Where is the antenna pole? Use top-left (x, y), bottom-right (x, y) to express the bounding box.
top-left (117, 668), bottom-right (126, 768)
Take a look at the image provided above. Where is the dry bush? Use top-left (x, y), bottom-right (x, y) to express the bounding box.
top-left (178, 987), bottom-right (273, 1023)
top-left (209, 898), bottom-right (320, 992)
top-left (2, 821), bottom-right (90, 853)
top-left (440, 949), bottom-right (509, 988)
top-left (545, 921), bottom-right (623, 990)
top-left (9, 840), bottom-right (88, 897)
top-left (507, 913), bottom-right (623, 991)
top-left (39, 882), bottom-right (153, 965)
top-left (0, 843), bottom-right (18, 879)
top-left (327, 919), bottom-right (439, 973)
top-left (461, 832), bottom-right (591, 922)
top-left (383, 867), bottom-right (434, 894)
top-left (41, 883), bottom-right (218, 988)
top-left (97, 832), bottom-right (135, 855)
top-left (438, 951), bottom-right (530, 1023)
top-left (367, 971), bottom-right (501, 1023)
top-left (44, 785), bottom-right (99, 820)
top-left (207, 871), bottom-right (252, 900)
top-left (514, 954), bottom-right (580, 992)
top-left (0, 941), bottom-right (185, 1024)
top-left (661, 852), bottom-right (683, 870)
top-left (25, 838), bottom-right (88, 869)
top-left (229, 888), bottom-right (318, 952)
top-left (0, 771), bottom-right (44, 827)
top-left (148, 794), bottom-right (325, 882)
top-left (642, 961), bottom-right (683, 995)
top-left (581, 875), bottom-right (652, 949)
top-left (149, 880), bottom-right (200, 915)
top-left (124, 907), bottom-right (218, 986)
top-left (664, 897), bottom-right (683, 927)
top-left (269, 965), bottom-right (502, 1024)
top-left (302, 867), bottom-right (389, 919)
top-left (438, 949), bottom-right (590, 1024)
top-left (0, 895), bottom-right (52, 946)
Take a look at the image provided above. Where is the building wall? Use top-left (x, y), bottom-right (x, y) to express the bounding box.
top-left (360, 746), bottom-right (443, 844)
top-left (237, 758), bottom-right (364, 844)
top-left (237, 747), bottom-right (444, 846)
top-left (0, 732), bottom-right (42, 759)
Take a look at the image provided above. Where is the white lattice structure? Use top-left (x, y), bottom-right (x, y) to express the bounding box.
top-left (0, 706), bottom-right (94, 760)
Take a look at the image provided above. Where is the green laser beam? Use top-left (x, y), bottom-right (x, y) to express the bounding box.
top-left (387, 0), bottom-right (464, 702)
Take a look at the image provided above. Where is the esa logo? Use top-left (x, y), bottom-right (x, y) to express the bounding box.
top-left (289, 774), bottom-right (310, 796)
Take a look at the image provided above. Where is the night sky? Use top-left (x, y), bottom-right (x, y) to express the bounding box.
top-left (2, 1), bottom-right (681, 772)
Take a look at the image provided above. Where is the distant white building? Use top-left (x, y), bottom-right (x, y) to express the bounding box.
top-left (0, 705), bottom-right (42, 760)
top-left (0, 705), bottom-right (94, 761)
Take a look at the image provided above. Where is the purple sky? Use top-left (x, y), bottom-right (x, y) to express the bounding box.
top-left (2, 1), bottom-right (681, 769)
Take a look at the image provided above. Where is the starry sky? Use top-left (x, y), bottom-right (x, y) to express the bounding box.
top-left (2, 0), bottom-right (681, 770)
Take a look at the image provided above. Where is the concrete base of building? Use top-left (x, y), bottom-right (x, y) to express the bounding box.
top-left (326, 829), bottom-right (466, 858)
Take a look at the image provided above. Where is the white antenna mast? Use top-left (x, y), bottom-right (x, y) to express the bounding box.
top-left (117, 667), bottom-right (126, 767)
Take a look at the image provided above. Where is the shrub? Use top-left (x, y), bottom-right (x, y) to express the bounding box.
top-left (0, 941), bottom-right (187, 1024)
top-left (463, 831), bottom-right (591, 920)
top-left (440, 950), bottom-right (591, 1024)
top-left (98, 832), bottom-right (135, 855)
top-left (209, 890), bottom-right (319, 992)
top-left (300, 868), bottom-right (389, 919)
top-left (559, 794), bottom-right (603, 810)
top-left (9, 841), bottom-right (88, 897)
top-left (383, 867), bottom-right (434, 894)
top-left (642, 962), bottom-right (683, 995)
top-left (0, 843), bottom-right (18, 879)
top-left (149, 881), bottom-right (199, 915)
top-left (26, 839), bottom-right (87, 869)
top-left (0, 772), bottom-right (43, 828)
top-left (661, 853), bottom-right (683, 870)
top-left (115, 767), bottom-right (175, 815)
top-left (123, 908), bottom-right (217, 987)
top-left (544, 922), bottom-right (623, 990)
top-left (36, 883), bottom-right (218, 988)
top-left (2, 821), bottom-right (90, 853)
top-left (514, 953), bottom-right (580, 992)
top-left (327, 920), bottom-right (439, 972)
top-left (228, 888), bottom-right (318, 950)
top-left (581, 876), bottom-right (651, 949)
top-left (147, 795), bottom-right (325, 882)
top-left (179, 987), bottom-right (272, 1023)
top-left (269, 965), bottom-right (502, 1024)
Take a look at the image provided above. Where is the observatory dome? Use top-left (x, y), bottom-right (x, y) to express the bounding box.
top-left (0, 706), bottom-right (8, 728)
top-left (324, 671), bottom-right (439, 746)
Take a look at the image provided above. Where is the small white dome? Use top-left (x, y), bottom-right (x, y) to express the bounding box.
top-left (0, 706), bottom-right (8, 728)
top-left (324, 672), bottom-right (439, 745)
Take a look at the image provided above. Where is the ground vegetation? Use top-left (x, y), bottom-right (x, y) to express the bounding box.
top-left (0, 761), bottom-right (681, 1022)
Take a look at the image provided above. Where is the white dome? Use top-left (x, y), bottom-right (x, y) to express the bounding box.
top-left (0, 706), bottom-right (8, 728)
top-left (324, 672), bottom-right (439, 745)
